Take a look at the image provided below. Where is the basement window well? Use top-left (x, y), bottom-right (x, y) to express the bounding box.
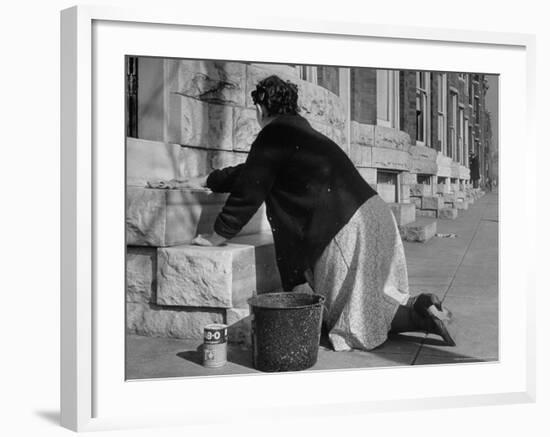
top-left (377, 171), bottom-right (399, 203)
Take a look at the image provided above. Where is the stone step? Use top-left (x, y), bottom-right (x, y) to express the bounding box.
top-left (126, 186), bottom-right (270, 247)
top-left (399, 218), bottom-right (437, 243)
top-left (438, 207), bottom-right (458, 220)
top-left (126, 233), bottom-right (281, 341)
top-left (421, 195), bottom-right (444, 211)
top-left (388, 202), bottom-right (416, 226)
top-left (156, 233), bottom-right (281, 309)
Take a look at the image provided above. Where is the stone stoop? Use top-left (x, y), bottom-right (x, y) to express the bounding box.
top-left (126, 233), bottom-right (281, 344)
top-left (388, 203), bottom-right (416, 226)
top-left (399, 218), bottom-right (437, 243)
top-left (126, 186), bottom-right (271, 247)
top-left (438, 207), bottom-right (458, 220)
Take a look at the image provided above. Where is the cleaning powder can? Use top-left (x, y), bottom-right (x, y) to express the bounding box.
top-left (203, 324), bottom-right (228, 368)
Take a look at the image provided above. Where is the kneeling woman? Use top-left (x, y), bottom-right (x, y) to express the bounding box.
top-left (179, 75), bottom-right (454, 351)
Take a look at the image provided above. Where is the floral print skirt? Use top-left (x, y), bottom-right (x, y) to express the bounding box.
top-left (307, 195), bottom-right (410, 351)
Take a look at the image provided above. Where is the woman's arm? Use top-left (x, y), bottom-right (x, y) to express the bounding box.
top-left (206, 164), bottom-right (245, 193)
top-left (213, 122), bottom-right (292, 239)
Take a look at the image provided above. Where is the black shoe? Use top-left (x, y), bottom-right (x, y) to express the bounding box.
top-left (411, 293), bottom-right (456, 346)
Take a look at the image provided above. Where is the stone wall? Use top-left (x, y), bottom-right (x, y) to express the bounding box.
top-left (136, 59), bottom-right (348, 184)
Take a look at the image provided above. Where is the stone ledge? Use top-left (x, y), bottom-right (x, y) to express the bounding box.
top-left (156, 233), bottom-right (281, 309)
top-left (126, 187), bottom-right (270, 247)
top-left (399, 219), bottom-right (437, 242)
top-left (416, 209), bottom-right (437, 218)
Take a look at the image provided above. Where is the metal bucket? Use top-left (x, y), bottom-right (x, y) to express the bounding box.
top-left (248, 292), bottom-right (325, 372)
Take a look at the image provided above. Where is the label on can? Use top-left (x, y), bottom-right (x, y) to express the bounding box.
top-left (204, 323), bottom-right (228, 344)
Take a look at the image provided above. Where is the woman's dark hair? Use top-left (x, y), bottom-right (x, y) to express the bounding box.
top-left (251, 75), bottom-right (300, 116)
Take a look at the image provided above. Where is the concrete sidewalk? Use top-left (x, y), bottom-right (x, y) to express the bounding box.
top-left (126, 192), bottom-right (498, 379)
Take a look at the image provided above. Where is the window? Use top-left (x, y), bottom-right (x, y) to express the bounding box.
top-left (464, 118), bottom-right (470, 166)
top-left (416, 72), bottom-right (431, 146)
top-left (317, 66), bottom-right (340, 96)
top-left (474, 96), bottom-right (480, 124)
top-left (458, 106), bottom-right (465, 165)
top-left (377, 171), bottom-right (399, 203)
top-left (298, 65), bottom-right (318, 84)
top-left (376, 70), bottom-right (400, 128)
top-left (449, 91), bottom-right (458, 161)
top-left (437, 73), bottom-right (447, 154)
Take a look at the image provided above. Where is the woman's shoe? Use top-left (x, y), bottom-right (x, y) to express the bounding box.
top-left (410, 293), bottom-right (456, 346)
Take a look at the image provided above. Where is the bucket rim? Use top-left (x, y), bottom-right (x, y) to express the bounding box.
top-left (247, 292), bottom-right (325, 310)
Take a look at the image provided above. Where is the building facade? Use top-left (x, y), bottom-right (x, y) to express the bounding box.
top-left (124, 58), bottom-right (494, 341)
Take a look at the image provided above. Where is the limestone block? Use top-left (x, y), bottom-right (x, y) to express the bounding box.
top-left (324, 92), bottom-right (347, 131)
top-left (438, 207), bottom-right (458, 220)
top-left (459, 165), bottom-right (470, 180)
top-left (399, 219), bottom-right (437, 243)
top-left (389, 203), bottom-right (416, 226)
top-left (127, 247), bottom-right (157, 304)
top-left (175, 60), bottom-right (246, 106)
top-left (455, 200), bottom-right (469, 210)
top-left (371, 147), bottom-right (410, 171)
top-left (167, 94), bottom-right (233, 150)
top-left (421, 196), bottom-right (444, 211)
top-left (357, 168), bottom-right (377, 186)
top-left (233, 107), bottom-right (260, 152)
top-left (410, 184), bottom-right (431, 197)
top-left (377, 184), bottom-right (397, 204)
top-left (350, 143), bottom-right (372, 167)
top-left (249, 63), bottom-right (300, 78)
top-left (436, 153), bottom-right (452, 178)
top-left (350, 121), bottom-right (375, 148)
top-left (126, 138), bottom-right (184, 187)
top-left (126, 188), bottom-right (167, 246)
top-left (210, 150), bottom-right (248, 170)
top-left (126, 187), bottom-right (270, 247)
top-left (400, 184), bottom-right (411, 203)
top-left (450, 162), bottom-right (461, 179)
top-left (410, 145), bottom-right (438, 174)
top-left (226, 307), bottom-right (252, 347)
top-left (410, 196), bottom-right (422, 209)
top-left (178, 146), bottom-right (210, 179)
top-left (297, 80), bottom-right (330, 125)
top-left (442, 192), bottom-right (458, 203)
top-left (401, 172), bottom-right (417, 185)
top-left (126, 302), bottom-right (224, 339)
top-left (374, 125), bottom-right (411, 150)
top-left (156, 233), bottom-right (281, 308)
top-left (416, 209), bottom-right (437, 218)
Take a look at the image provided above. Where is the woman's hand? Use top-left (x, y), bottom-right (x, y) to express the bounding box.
top-left (147, 175), bottom-right (209, 190)
top-left (192, 232), bottom-right (227, 247)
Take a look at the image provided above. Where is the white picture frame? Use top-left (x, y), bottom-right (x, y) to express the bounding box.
top-left (60, 5), bottom-right (536, 432)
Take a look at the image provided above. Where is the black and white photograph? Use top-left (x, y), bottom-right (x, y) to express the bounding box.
top-left (124, 57), bottom-right (499, 379)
